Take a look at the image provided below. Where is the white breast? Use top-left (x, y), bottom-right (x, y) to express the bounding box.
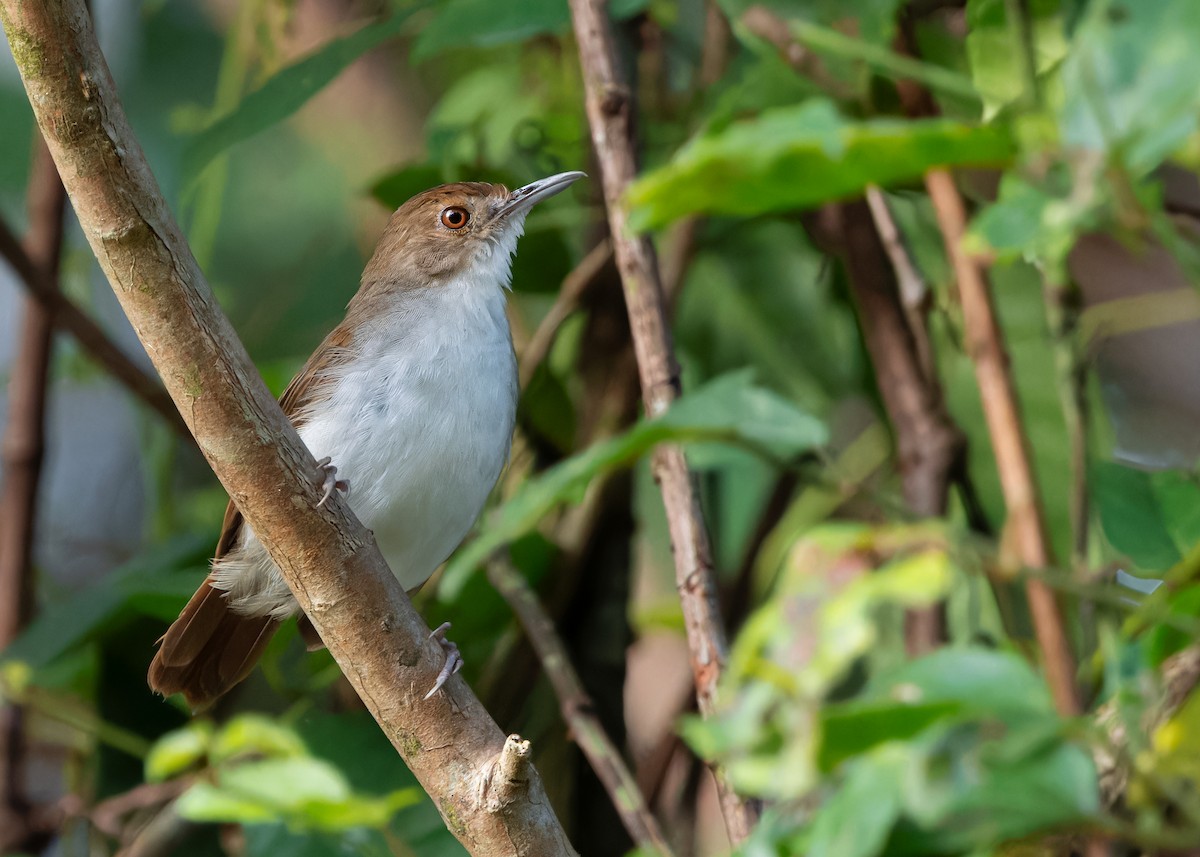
top-left (298, 278), bottom-right (518, 592)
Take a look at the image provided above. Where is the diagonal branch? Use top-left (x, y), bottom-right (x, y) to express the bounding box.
top-left (488, 558), bottom-right (675, 857)
top-left (925, 168), bottom-right (1082, 717)
top-left (0, 2), bottom-right (575, 854)
top-left (567, 0), bottom-right (760, 841)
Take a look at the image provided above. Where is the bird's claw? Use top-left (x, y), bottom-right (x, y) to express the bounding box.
top-left (424, 622), bottom-right (463, 700)
top-left (315, 456), bottom-right (350, 508)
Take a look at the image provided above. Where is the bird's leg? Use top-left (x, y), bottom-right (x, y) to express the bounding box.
top-left (424, 621), bottom-right (463, 700)
top-left (314, 456), bottom-right (351, 508)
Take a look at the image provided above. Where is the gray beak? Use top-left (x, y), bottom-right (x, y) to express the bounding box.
top-left (497, 171), bottom-right (586, 218)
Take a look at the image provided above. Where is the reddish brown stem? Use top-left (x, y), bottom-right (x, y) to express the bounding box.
top-left (0, 136), bottom-right (65, 857)
top-left (567, 0), bottom-right (759, 840)
top-left (925, 168), bottom-right (1081, 716)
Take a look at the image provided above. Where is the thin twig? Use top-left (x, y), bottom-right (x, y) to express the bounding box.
top-left (567, 0), bottom-right (760, 840)
top-left (0, 133), bottom-right (64, 857)
top-left (864, 186), bottom-right (937, 382)
top-left (489, 558), bottom-right (675, 857)
top-left (0, 3), bottom-right (575, 853)
top-left (0, 218), bottom-right (190, 439)
top-left (925, 168), bottom-right (1082, 716)
top-left (518, 238), bottom-right (612, 389)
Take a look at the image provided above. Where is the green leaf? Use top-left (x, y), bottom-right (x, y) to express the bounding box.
top-left (965, 0), bottom-right (1068, 121)
top-left (1092, 460), bottom-right (1183, 572)
top-left (413, 0), bottom-right (568, 60)
top-left (808, 748), bottom-right (906, 857)
top-left (1060, 0), bottom-right (1200, 175)
top-left (182, 5), bottom-right (425, 180)
top-left (818, 699), bottom-right (961, 772)
top-left (865, 648), bottom-right (1056, 717)
top-left (210, 715), bottom-right (309, 765)
top-left (146, 721), bottom-right (214, 782)
top-left (413, 0), bottom-right (647, 60)
top-left (967, 170), bottom-right (1095, 282)
top-left (626, 100), bottom-right (1013, 230)
top-left (439, 370), bottom-right (826, 597)
top-left (177, 757), bottom-right (419, 831)
top-left (0, 535), bottom-right (209, 670)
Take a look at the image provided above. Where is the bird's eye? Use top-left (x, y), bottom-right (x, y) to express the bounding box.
top-left (440, 206), bottom-right (470, 229)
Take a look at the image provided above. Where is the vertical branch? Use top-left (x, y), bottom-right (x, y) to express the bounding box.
top-left (925, 169), bottom-right (1082, 717)
top-left (0, 137), bottom-right (66, 856)
top-left (0, 140), bottom-right (64, 647)
top-left (567, 0), bottom-right (760, 841)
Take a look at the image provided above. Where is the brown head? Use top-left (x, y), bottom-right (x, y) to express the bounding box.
top-left (362, 171), bottom-right (585, 288)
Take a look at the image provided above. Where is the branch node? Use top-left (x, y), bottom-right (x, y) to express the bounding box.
top-left (599, 85), bottom-right (629, 117)
top-left (478, 734), bottom-right (533, 813)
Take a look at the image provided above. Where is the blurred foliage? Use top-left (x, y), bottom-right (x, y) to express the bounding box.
top-left (4, 0), bottom-right (1200, 855)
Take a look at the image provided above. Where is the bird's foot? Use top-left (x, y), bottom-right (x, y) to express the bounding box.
top-left (424, 622), bottom-right (463, 700)
top-left (314, 456), bottom-right (351, 508)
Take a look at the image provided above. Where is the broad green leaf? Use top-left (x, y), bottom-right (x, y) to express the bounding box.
top-left (967, 169), bottom-right (1096, 282)
top-left (1060, 0), bottom-right (1200, 175)
top-left (146, 721), bottom-right (214, 782)
top-left (897, 725), bottom-right (1099, 852)
top-left (413, 0), bottom-right (647, 60)
top-left (0, 535), bottom-right (209, 670)
top-left (182, 6), bottom-right (426, 180)
top-left (818, 699), bottom-right (961, 772)
top-left (413, 0), bottom-right (570, 60)
top-left (865, 648), bottom-right (1055, 717)
top-left (626, 100), bottom-right (1013, 230)
top-left (965, 0), bottom-right (1068, 120)
top-left (1092, 461), bottom-right (1183, 572)
top-left (684, 524), bottom-right (958, 800)
top-left (439, 370), bottom-right (826, 596)
top-left (808, 748), bottom-right (906, 857)
top-left (177, 756), bottom-right (419, 830)
top-left (210, 715), bottom-right (309, 765)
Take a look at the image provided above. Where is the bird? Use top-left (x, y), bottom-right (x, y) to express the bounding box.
top-left (148, 171), bottom-right (586, 710)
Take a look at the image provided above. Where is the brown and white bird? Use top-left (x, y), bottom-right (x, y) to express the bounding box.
top-left (148, 171), bottom-right (586, 710)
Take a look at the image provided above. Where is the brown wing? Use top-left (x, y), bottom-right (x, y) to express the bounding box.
top-left (148, 324), bottom-right (356, 708)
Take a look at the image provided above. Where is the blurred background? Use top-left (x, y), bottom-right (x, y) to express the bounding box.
top-left (3, 0), bottom-right (1200, 855)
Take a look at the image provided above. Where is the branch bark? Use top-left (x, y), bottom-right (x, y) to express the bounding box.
top-left (567, 0), bottom-right (761, 842)
top-left (489, 558), bottom-right (674, 857)
top-left (925, 168), bottom-right (1082, 717)
top-left (0, 135), bottom-right (65, 857)
top-left (0, 2), bottom-right (575, 853)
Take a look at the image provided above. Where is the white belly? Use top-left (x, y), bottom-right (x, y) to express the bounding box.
top-left (213, 280), bottom-right (518, 618)
top-left (299, 330), bottom-right (517, 590)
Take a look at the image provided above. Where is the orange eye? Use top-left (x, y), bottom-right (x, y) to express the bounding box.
top-left (440, 206), bottom-right (469, 229)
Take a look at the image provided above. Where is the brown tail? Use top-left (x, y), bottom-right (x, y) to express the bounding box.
top-left (148, 578), bottom-right (280, 711)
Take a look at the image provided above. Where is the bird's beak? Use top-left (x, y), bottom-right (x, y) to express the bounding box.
top-left (496, 171), bottom-right (587, 218)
